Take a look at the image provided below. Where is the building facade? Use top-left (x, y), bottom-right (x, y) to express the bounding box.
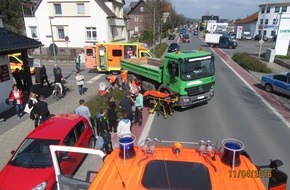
top-left (24, 0), bottom-right (128, 54)
top-left (255, 2), bottom-right (290, 39)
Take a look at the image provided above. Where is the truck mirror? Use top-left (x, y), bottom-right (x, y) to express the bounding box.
top-left (268, 169), bottom-right (288, 190)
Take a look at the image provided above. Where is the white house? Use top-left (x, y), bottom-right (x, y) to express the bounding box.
top-left (255, 2), bottom-right (290, 39)
top-left (24, 0), bottom-right (128, 54)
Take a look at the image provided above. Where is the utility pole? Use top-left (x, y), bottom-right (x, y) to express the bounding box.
top-left (153, 8), bottom-right (156, 50)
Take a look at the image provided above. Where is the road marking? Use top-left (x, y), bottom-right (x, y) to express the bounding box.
top-left (215, 49), bottom-right (290, 129)
top-left (138, 113), bottom-right (155, 145)
top-left (86, 74), bottom-right (105, 84)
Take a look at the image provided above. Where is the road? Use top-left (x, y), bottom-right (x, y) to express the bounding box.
top-left (147, 34), bottom-right (290, 187)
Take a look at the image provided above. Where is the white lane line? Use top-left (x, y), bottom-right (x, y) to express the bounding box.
top-left (138, 113), bottom-right (155, 145)
top-left (86, 74), bottom-right (105, 84)
top-left (216, 49), bottom-right (290, 129)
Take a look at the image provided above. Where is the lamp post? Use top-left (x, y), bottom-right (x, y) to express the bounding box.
top-left (49, 16), bottom-right (57, 63)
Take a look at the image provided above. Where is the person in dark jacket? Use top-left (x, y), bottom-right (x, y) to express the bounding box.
top-left (95, 108), bottom-right (109, 136)
top-left (33, 95), bottom-right (50, 125)
top-left (119, 91), bottom-right (134, 131)
top-left (107, 96), bottom-right (118, 133)
top-left (40, 65), bottom-right (51, 88)
top-left (28, 92), bottom-right (39, 128)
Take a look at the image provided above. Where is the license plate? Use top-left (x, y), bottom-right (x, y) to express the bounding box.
top-left (197, 96), bottom-right (204, 100)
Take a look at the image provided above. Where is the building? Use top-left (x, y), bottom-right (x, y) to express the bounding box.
top-left (255, 2), bottom-right (290, 39)
top-left (127, 0), bottom-right (150, 37)
top-left (0, 24), bottom-right (42, 113)
top-left (24, 0), bottom-right (128, 55)
top-left (234, 12), bottom-right (258, 39)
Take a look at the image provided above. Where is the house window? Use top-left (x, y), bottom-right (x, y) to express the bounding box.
top-left (57, 28), bottom-right (65, 39)
top-left (282, 6), bottom-right (287, 12)
top-left (273, 19), bottom-right (277, 25)
top-left (30, 27), bottom-right (37, 38)
top-left (261, 7), bottom-right (265, 13)
top-left (275, 6), bottom-right (280, 13)
top-left (54, 4), bottom-right (62, 14)
top-left (271, 30), bottom-right (275, 36)
top-left (263, 30), bottom-right (267, 36)
top-left (77, 3), bottom-right (85, 14)
top-left (134, 26), bottom-right (138, 33)
top-left (135, 16), bottom-right (138, 23)
top-left (140, 6), bottom-right (144, 12)
top-left (265, 19), bottom-right (268, 25)
top-left (86, 27), bottom-right (97, 40)
top-left (260, 19), bottom-right (263, 24)
top-left (266, 6), bottom-right (270, 13)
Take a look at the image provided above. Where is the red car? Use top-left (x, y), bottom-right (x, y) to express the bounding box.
top-left (182, 35), bottom-right (191, 43)
top-left (0, 114), bottom-right (95, 190)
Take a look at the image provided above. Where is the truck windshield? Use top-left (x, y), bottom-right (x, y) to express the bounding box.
top-left (180, 56), bottom-right (214, 81)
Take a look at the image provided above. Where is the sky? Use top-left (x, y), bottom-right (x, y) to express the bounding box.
top-left (124, 0), bottom-right (286, 20)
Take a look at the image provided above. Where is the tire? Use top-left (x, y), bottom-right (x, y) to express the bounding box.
top-left (228, 45), bottom-right (233, 49)
top-left (158, 85), bottom-right (171, 94)
top-left (265, 84), bottom-right (273, 92)
top-left (89, 137), bottom-right (95, 148)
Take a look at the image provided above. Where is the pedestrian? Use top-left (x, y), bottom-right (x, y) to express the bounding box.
top-left (40, 65), bottom-right (51, 88)
top-left (119, 91), bottom-right (134, 131)
top-left (33, 95), bottom-right (50, 125)
top-left (95, 108), bottom-right (109, 136)
top-left (8, 84), bottom-right (24, 119)
top-left (74, 53), bottom-right (81, 71)
top-left (134, 90), bottom-right (143, 126)
top-left (117, 111), bottom-right (131, 137)
top-left (75, 99), bottom-right (93, 132)
top-left (52, 64), bottom-right (63, 97)
top-left (28, 92), bottom-right (39, 128)
top-left (107, 95), bottom-right (118, 133)
top-left (20, 66), bottom-right (28, 91)
top-left (75, 71), bottom-right (85, 95)
top-left (12, 68), bottom-right (24, 91)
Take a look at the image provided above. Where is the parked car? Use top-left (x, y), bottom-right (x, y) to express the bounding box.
top-left (254, 34), bottom-right (268, 41)
top-left (9, 53), bottom-right (35, 74)
top-left (193, 30), bottom-right (199, 36)
top-left (168, 34), bottom-right (174, 40)
top-left (261, 72), bottom-right (290, 96)
top-left (182, 34), bottom-right (191, 43)
top-left (0, 114), bottom-right (95, 190)
top-left (229, 32), bottom-right (236, 40)
top-left (168, 43), bottom-right (180, 52)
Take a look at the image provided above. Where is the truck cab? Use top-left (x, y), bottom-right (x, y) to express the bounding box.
top-left (218, 36), bottom-right (237, 49)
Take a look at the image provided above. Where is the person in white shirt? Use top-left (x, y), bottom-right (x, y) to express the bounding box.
top-left (117, 112), bottom-right (131, 138)
top-left (75, 71), bottom-right (85, 95)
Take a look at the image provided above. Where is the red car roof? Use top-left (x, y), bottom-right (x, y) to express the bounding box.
top-left (27, 114), bottom-right (87, 140)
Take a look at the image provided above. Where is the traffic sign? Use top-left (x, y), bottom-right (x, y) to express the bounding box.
top-left (65, 36), bottom-right (69, 42)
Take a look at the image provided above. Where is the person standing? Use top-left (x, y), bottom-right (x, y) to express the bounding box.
top-left (12, 68), bottom-right (24, 91)
top-left (107, 96), bottom-right (118, 133)
top-left (74, 53), bottom-right (81, 71)
top-left (8, 84), bottom-right (24, 119)
top-left (95, 108), bottom-right (109, 136)
top-left (134, 90), bottom-right (143, 126)
top-left (52, 64), bottom-right (63, 97)
top-left (20, 66), bottom-right (28, 91)
top-left (119, 92), bottom-right (134, 131)
top-left (75, 71), bottom-right (85, 95)
top-left (34, 95), bottom-right (50, 125)
top-left (28, 92), bottom-right (39, 128)
top-left (117, 111), bottom-right (131, 137)
top-left (75, 99), bottom-right (93, 132)
top-left (40, 65), bottom-right (51, 88)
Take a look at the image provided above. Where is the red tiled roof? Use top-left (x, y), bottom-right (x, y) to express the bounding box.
top-left (234, 12), bottom-right (258, 24)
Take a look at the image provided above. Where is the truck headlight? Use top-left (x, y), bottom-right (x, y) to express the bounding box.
top-left (183, 98), bottom-right (190, 103)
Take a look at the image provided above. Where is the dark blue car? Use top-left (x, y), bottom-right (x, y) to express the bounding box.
top-left (261, 72), bottom-right (290, 96)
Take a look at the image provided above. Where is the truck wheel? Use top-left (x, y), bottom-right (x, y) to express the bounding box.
top-left (228, 45), bottom-right (233, 49)
top-left (210, 44), bottom-right (214, 48)
top-left (158, 85), bottom-right (171, 94)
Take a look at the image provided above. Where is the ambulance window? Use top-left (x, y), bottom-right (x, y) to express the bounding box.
top-left (86, 49), bottom-right (93, 56)
top-left (141, 52), bottom-right (149, 57)
top-left (113, 50), bottom-right (122, 57)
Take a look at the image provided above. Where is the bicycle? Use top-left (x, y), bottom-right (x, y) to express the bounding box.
top-left (51, 79), bottom-right (66, 101)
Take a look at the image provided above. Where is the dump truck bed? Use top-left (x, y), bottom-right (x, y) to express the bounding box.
top-left (120, 57), bottom-right (164, 83)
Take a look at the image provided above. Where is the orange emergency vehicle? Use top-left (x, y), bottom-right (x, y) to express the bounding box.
top-left (84, 42), bottom-right (154, 72)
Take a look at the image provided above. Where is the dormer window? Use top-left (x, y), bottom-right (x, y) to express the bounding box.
top-left (140, 6), bottom-right (144, 12)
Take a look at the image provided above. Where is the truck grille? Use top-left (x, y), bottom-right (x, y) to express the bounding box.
top-left (185, 82), bottom-right (214, 96)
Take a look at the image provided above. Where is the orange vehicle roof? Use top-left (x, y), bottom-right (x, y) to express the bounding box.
top-left (89, 142), bottom-right (267, 190)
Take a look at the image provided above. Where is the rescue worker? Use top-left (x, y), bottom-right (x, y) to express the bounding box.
top-left (105, 75), bottom-right (122, 90)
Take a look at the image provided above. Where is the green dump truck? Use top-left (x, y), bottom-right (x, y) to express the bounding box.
top-left (120, 50), bottom-right (215, 107)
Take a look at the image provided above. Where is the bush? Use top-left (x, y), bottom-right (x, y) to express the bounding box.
top-left (153, 43), bottom-right (168, 58)
top-left (86, 89), bottom-right (126, 129)
top-left (232, 53), bottom-right (272, 73)
top-left (276, 55), bottom-right (290, 60)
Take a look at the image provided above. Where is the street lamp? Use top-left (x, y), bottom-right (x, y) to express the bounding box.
top-left (49, 16), bottom-right (57, 63)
